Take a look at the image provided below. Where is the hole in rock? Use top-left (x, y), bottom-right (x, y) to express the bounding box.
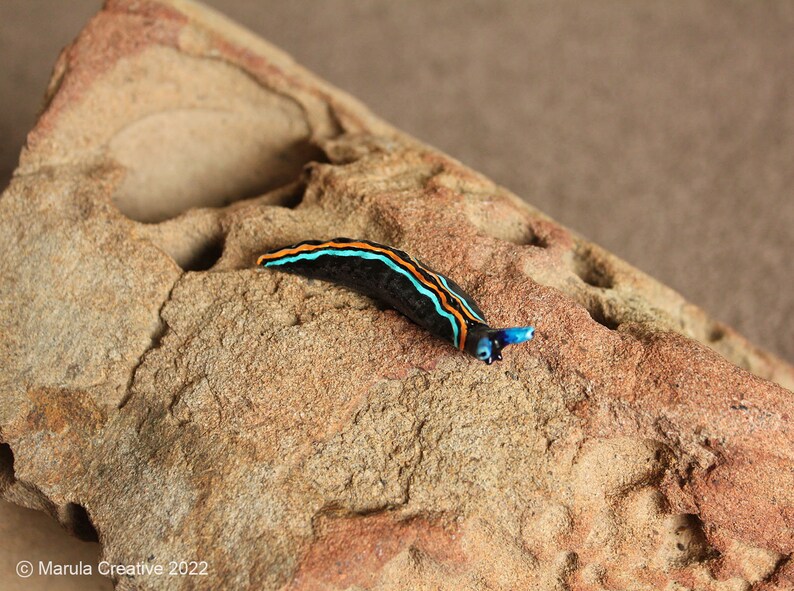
top-left (465, 200), bottom-right (543, 246)
top-left (0, 443), bottom-right (15, 489)
top-left (110, 109), bottom-right (325, 223)
top-left (587, 301), bottom-right (621, 331)
top-left (664, 513), bottom-right (713, 563)
top-left (181, 236), bottom-right (225, 272)
top-left (708, 324), bottom-right (726, 343)
top-left (269, 180), bottom-right (309, 209)
top-left (527, 233), bottom-right (549, 248)
top-left (60, 502), bottom-right (99, 542)
top-left (573, 247), bottom-right (614, 289)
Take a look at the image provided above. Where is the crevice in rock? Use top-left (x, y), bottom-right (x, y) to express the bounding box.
top-left (153, 177), bottom-right (310, 272)
top-left (59, 502), bottom-right (100, 543)
top-left (181, 235), bottom-right (225, 272)
top-left (137, 210), bottom-right (229, 273)
top-left (670, 514), bottom-right (715, 564)
top-left (118, 275), bottom-right (181, 409)
top-left (586, 299), bottom-right (621, 331)
top-left (131, 157), bottom-right (317, 274)
top-left (313, 502), bottom-right (405, 522)
top-left (0, 443), bottom-right (16, 492)
top-left (766, 554), bottom-right (791, 584)
top-left (527, 233), bottom-right (549, 248)
top-left (250, 179), bottom-right (309, 210)
top-left (707, 323), bottom-right (726, 343)
top-left (403, 418), bottom-right (427, 506)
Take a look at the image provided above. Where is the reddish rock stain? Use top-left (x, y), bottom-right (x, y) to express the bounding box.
top-left (288, 513), bottom-right (465, 590)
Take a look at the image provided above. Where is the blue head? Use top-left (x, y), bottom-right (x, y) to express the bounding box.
top-left (465, 325), bottom-right (535, 364)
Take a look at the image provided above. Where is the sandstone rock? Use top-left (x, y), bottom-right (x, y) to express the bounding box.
top-left (0, 499), bottom-right (110, 591)
top-left (0, 0), bottom-right (792, 589)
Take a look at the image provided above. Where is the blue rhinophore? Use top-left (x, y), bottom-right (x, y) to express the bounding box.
top-left (497, 326), bottom-right (535, 345)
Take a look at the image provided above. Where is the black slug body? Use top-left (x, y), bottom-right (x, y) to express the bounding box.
top-left (257, 238), bottom-right (534, 363)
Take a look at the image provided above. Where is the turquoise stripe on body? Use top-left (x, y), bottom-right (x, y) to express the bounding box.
top-left (265, 248), bottom-right (461, 346)
top-left (435, 274), bottom-right (486, 323)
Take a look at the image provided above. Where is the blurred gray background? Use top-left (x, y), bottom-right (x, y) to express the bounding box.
top-left (1, 0), bottom-right (792, 363)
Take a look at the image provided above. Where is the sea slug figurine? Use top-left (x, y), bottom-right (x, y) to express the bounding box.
top-left (257, 238), bottom-right (534, 364)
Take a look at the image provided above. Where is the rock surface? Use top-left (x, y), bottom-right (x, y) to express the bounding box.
top-left (0, 499), bottom-right (110, 591)
top-left (0, 1), bottom-right (792, 590)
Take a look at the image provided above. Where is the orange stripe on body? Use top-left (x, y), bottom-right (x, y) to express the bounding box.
top-left (420, 268), bottom-right (482, 325)
top-left (258, 241), bottom-right (469, 349)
